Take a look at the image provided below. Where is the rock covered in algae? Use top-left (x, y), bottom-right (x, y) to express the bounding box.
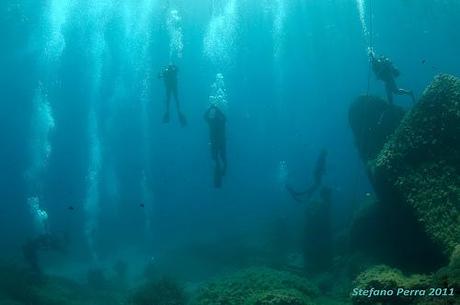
top-left (352, 265), bottom-right (430, 305)
top-left (191, 267), bottom-right (318, 305)
top-left (372, 74), bottom-right (460, 257)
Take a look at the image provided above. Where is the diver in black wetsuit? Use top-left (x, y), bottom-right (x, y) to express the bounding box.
top-left (370, 51), bottom-right (416, 104)
top-left (204, 105), bottom-right (227, 188)
top-left (286, 149), bottom-right (327, 203)
top-left (158, 64), bottom-right (187, 126)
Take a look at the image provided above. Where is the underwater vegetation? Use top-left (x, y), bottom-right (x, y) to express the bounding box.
top-left (352, 245), bottom-right (460, 305)
top-left (190, 267), bottom-right (319, 305)
top-left (352, 265), bottom-right (430, 305)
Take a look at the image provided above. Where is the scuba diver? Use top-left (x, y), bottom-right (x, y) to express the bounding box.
top-left (22, 233), bottom-right (68, 275)
top-left (369, 51), bottom-right (416, 104)
top-left (158, 64), bottom-right (187, 127)
top-left (286, 149), bottom-right (327, 203)
top-left (204, 105), bottom-right (227, 188)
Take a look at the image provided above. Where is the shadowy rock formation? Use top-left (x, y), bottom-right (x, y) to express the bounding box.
top-left (371, 74), bottom-right (460, 258)
top-left (349, 74), bottom-right (460, 304)
top-left (349, 75), bottom-right (460, 271)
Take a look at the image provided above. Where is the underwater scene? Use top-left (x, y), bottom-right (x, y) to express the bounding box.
top-left (1, 0), bottom-right (459, 304)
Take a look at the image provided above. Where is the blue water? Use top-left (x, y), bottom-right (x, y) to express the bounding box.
top-left (0, 0), bottom-right (459, 281)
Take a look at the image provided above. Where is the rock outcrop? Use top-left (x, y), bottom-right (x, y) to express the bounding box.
top-left (350, 75), bottom-right (460, 265)
top-left (371, 74), bottom-right (460, 258)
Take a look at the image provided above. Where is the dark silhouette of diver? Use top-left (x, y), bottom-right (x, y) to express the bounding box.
top-left (370, 51), bottom-right (416, 104)
top-left (158, 64), bottom-right (187, 126)
top-left (204, 105), bottom-right (227, 188)
top-left (286, 149), bottom-right (327, 203)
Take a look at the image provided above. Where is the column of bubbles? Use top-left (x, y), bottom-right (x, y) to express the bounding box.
top-left (82, 0), bottom-right (114, 261)
top-left (167, 8), bottom-right (183, 62)
top-left (204, 0), bottom-right (239, 67)
top-left (26, 0), bottom-right (73, 236)
top-left (356, 0), bottom-right (369, 44)
top-left (85, 111), bottom-right (102, 262)
top-left (271, 0), bottom-right (287, 60)
top-left (209, 73), bottom-right (228, 112)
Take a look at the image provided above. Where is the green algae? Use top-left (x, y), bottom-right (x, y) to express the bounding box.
top-left (191, 267), bottom-right (318, 305)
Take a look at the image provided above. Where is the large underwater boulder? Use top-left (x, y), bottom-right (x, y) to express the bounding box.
top-left (190, 267), bottom-right (318, 305)
top-left (371, 74), bottom-right (460, 258)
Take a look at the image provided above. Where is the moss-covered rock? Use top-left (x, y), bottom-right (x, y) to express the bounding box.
top-left (191, 267), bottom-right (318, 305)
top-left (371, 74), bottom-right (460, 258)
top-left (352, 265), bottom-right (430, 305)
top-left (247, 289), bottom-right (312, 305)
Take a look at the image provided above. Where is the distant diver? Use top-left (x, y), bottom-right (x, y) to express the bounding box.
top-left (369, 51), bottom-right (416, 104)
top-left (286, 149), bottom-right (327, 203)
top-left (22, 233), bottom-right (68, 275)
top-left (204, 105), bottom-right (227, 188)
top-left (158, 64), bottom-right (187, 127)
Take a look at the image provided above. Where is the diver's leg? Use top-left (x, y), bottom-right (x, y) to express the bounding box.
top-left (220, 143), bottom-right (227, 176)
top-left (212, 145), bottom-right (222, 188)
top-left (163, 89), bottom-right (171, 123)
top-left (174, 87), bottom-right (187, 127)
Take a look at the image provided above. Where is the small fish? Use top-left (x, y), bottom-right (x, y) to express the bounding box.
top-left (421, 59), bottom-right (426, 64)
top-left (68, 206), bottom-right (75, 211)
top-left (139, 204), bottom-right (145, 208)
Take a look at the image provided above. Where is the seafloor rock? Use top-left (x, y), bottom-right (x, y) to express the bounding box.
top-left (190, 267), bottom-right (318, 305)
top-left (129, 278), bottom-right (186, 305)
top-left (371, 74), bottom-right (460, 257)
top-left (352, 265), bottom-right (430, 305)
top-left (349, 95), bottom-right (405, 163)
